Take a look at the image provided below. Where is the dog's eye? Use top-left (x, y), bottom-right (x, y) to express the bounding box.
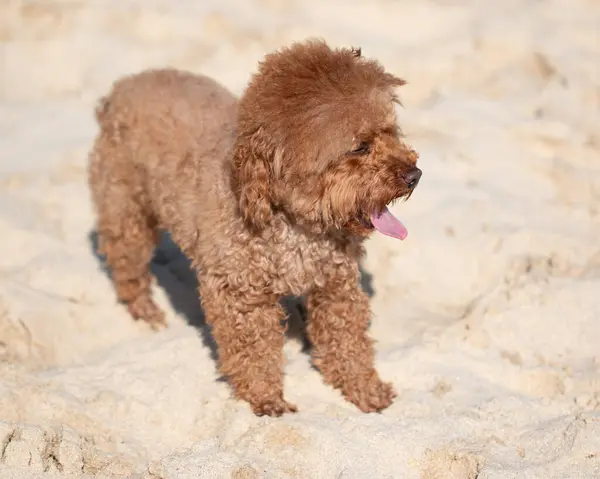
top-left (350, 142), bottom-right (371, 155)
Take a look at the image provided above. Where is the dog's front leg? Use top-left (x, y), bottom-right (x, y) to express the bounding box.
top-left (201, 283), bottom-right (297, 416)
top-left (306, 263), bottom-right (396, 413)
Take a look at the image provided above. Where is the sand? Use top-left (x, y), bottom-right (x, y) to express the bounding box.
top-left (1, 0), bottom-right (599, 477)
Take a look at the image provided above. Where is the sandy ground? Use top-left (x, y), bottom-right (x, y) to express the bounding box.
top-left (1, 0), bottom-right (599, 477)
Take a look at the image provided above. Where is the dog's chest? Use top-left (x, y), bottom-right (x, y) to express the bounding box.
top-left (270, 228), bottom-right (336, 297)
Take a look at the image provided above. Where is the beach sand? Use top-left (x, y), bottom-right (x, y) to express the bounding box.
top-left (0, 0), bottom-right (599, 477)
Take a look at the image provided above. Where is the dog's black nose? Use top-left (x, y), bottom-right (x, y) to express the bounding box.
top-left (403, 167), bottom-right (422, 189)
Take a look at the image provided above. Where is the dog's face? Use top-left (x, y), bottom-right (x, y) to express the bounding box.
top-left (232, 39), bottom-right (421, 239)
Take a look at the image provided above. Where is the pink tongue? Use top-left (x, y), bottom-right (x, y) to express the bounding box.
top-left (370, 206), bottom-right (408, 240)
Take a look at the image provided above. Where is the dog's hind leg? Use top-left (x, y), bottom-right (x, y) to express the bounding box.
top-left (88, 135), bottom-right (167, 330)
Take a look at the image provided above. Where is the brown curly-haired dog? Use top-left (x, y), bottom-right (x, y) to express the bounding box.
top-left (88, 38), bottom-right (422, 416)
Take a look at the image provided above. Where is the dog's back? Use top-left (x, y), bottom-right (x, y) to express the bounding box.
top-left (92, 68), bottom-right (238, 174)
top-left (89, 69), bottom-right (238, 238)
top-left (94, 68), bottom-right (237, 141)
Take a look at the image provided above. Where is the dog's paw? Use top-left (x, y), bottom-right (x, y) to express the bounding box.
top-left (146, 314), bottom-right (168, 331)
top-left (343, 374), bottom-right (397, 413)
top-left (251, 397), bottom-right (298, 417)
top-left (127, 297), bottom-right (167, 331)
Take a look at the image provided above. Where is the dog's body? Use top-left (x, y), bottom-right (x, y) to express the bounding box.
top-left (88, 40), bottom-right (421, 416)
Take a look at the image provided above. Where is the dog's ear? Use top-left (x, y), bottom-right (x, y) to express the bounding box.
top-left (231, 129), bottom-right (274, 231)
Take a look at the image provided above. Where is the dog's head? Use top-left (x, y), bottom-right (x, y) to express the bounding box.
top-left (231, 38), bottom-right (421, 239)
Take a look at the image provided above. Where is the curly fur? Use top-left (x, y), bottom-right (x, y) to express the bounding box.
top-left (88, 38), bottom-right (421, 416)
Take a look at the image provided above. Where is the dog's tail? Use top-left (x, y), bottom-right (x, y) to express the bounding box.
top-left (93, 94), bottom-right (123, 140)
top-left (94, 95), bottom-right (111, 125)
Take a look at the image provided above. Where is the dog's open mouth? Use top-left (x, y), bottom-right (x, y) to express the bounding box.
top-left (359, 206), bottom-right (408, 240)
top-left (370, 206), bottom-right (408, 240)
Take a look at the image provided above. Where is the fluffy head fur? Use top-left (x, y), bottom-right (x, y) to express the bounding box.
top-left (232, 39), bottom-right (420, 236)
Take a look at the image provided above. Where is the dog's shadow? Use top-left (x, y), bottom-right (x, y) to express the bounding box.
top-left (88, 231), bottom-right (375, 363)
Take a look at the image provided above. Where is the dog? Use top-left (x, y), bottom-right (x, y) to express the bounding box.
top-left (88, 38), bottom-right (421, 416)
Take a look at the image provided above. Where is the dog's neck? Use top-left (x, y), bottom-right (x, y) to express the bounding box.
top-left (268, 209), bottom-right (365, 257)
